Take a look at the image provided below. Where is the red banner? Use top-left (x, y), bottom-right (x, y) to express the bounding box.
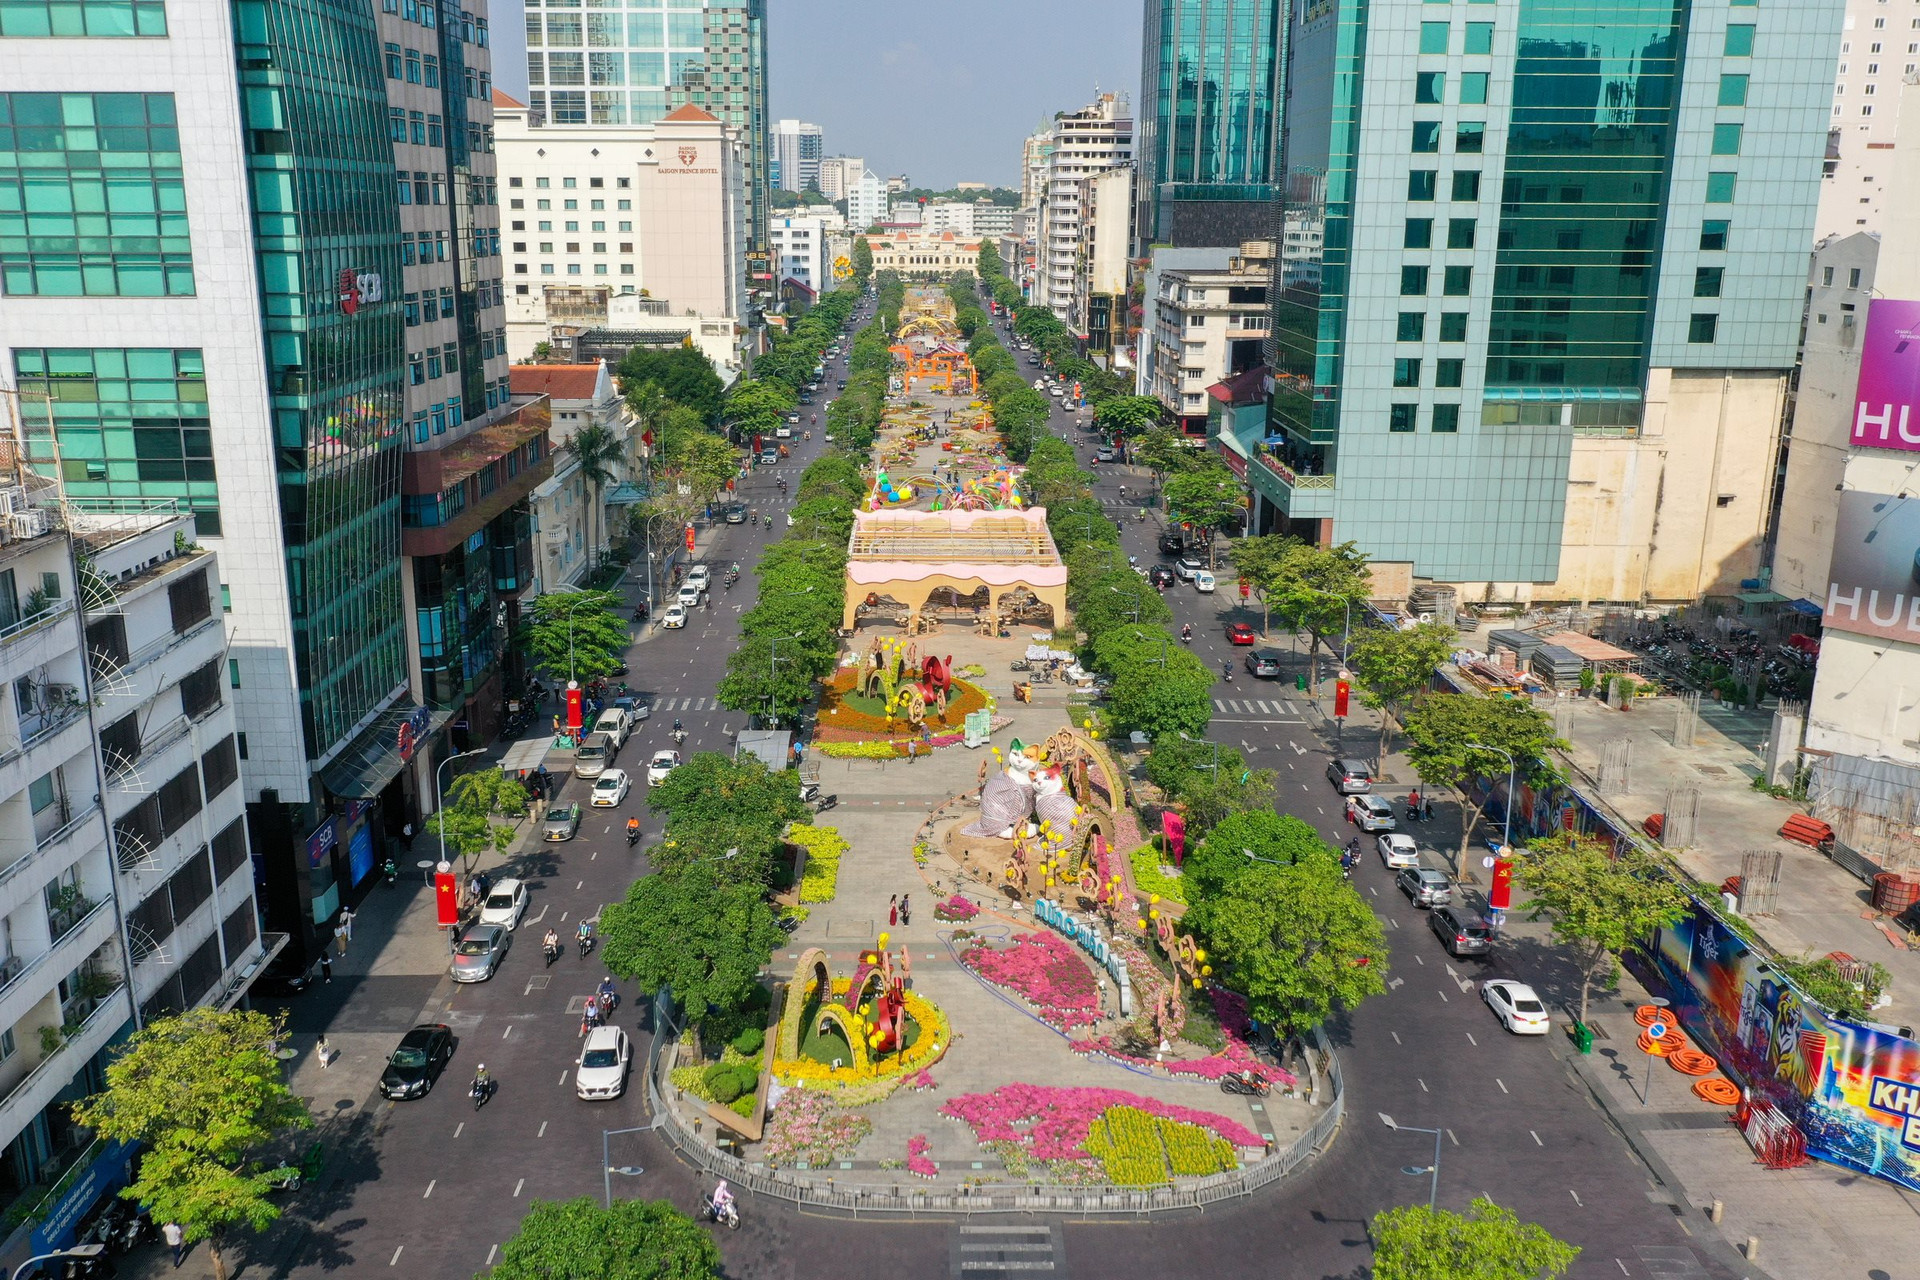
top-left (1490, 857), bottom-right (1515, 910)
top-left (1161, 811), bottom-right (1187, 867)
top-left (566, 684), bottom-right (583, 733)
top-left (1239, 579), bottom-right (1251, 599)
top-left (684, 524), bottom-right (696, 552)
top-left (434, 871), bottom-right (460, 927)
top-left (1334, 679), bottom-right (1350, 718)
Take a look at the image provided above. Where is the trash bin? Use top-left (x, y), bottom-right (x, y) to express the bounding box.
top-left (1296, 674), bottom-right (1308, 691)
top-left (1573, 1021), bottom-right (1595, 1054)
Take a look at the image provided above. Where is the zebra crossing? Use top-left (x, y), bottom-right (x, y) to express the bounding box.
top-left (652, 696), bottom-right (716, 713)
top-left (1211, 697), bottom-right (1305, 723)
top-left (952, 1223), bottom-right (1063, 1278)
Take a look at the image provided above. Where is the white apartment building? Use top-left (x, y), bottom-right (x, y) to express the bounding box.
top-left (1814, 0), bottom-right (1920, 238)
top-left (1038, 93), bottom-right (1133, 329)
top-left (496, 98), bottom-right (748, 363)
top-left (510, 363), bottom-right (630, 596)
top-left (770, 216), bottom-right (831, 297)
top-left (888, 200), bottom-right (925, 227)
top-left (923, 202), bottom-right (974, 235)
top-left (1140, 243), bottom-right (1274, 430)
top-left (772, 118), bottom-right (824, 193)
top-left (848, 172), bottom-right (888, 229)
top-left (0, 484), bottom-right (262, 1203)
top-left (818, 156), bottom-right (864, 202)
top-left (972, 203), bottom-right (1016, 240)
top-left (1078, 165), bottom-right (1134, 360)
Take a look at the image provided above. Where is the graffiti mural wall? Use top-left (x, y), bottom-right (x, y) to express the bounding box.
top-left (1650, 905), bottom-right (1920, 1192)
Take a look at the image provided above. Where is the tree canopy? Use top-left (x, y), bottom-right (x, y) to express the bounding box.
top-left (1185, 856), bottom-right (1389, 1035)
top-left (521, 589), bottom-right (630, 683)
top-left (1093, 395), bottom-right (1166, 437)
top-left (601, 857), bottom-right (785, 1022)
top-left (73, 1010), bottom-right (311, 1280)
top-left (1371, 1197), bottom-right (1579, 1280)
top-left (487, 1197), bottom-right (721, 1280)
top-left (1091, 626), bottom-right (1217, 740)
top-left (616, 345), bottom-right (723, 424)
top-left (1348, 622), bottom-right (1457, 763)
top-left (1400, 694), bottom-right (1564, 873)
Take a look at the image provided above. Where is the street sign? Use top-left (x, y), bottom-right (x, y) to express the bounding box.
top-left (1648, 1020), bottom-right (1668, 1040)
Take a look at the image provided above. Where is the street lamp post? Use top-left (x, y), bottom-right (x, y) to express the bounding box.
top-left (765, 630), bottom-right (803, 724)
top-left (1130, 630), bottom-right (1170, 668)
top-left (602, 1125), bottom-right (649, 1207)
top-left (1464, 741), bottom-right (1517, 855)
top-left (1107, 584), bottom-right (1141, 625)
top-left (1178, 730), bottom-right (1221, 776)
top-left (1379, 1112), bottom-right (1444, 1209)
top-left (436, 746), bottom-right (488, 873)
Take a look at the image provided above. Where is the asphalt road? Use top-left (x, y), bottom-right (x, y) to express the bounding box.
top-left (264, 310), bottom-right (1737, 1280)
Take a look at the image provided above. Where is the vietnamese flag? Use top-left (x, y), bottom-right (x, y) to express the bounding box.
top-left (435, 871), bottom-right (460, 927)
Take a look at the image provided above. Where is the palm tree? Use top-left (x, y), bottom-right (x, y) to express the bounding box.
top-left (566, 421), bottom-right (621, 575)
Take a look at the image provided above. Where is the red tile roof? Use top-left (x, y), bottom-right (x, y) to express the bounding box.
top-left (510, 365), bottom-right (601, 402)
top-left (662, 103), bottom-right (719, 123)
top-left (492, 89), bottom-right (526, 108)
top-left (1207, 365), bottom-right (1268, 406)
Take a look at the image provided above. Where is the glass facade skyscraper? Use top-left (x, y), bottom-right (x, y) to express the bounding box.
top-left (1258, 0), bottom-right (1843, 588)
top-left (1135, 0), bottom-right (1284, 248)
top-left (521, 0), bottom-right (769, 248)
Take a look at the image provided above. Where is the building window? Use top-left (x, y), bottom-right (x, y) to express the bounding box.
top-left (1711, 124), bottom-right (1742, 156)
top-left (1706, 172), bottom-right (1737, 203)
top-left (1454, 122), bottom-right (1484, 154)
top-left (1419, 21), bottom-right (1449, 54)
top-left (1443, 265), bottom-right (1472, 296)
top-left (1700, 220), bottom-right (1730, 251)
top-left (1415, 72), bottom-right (1444, 104)
top-left (1408, 170), bottom-right (1438, 201)
top-left (1464, 22), bottom-right (1493, 54)
top-left (1718, 74), bottom-right (1749, 107)
top-left (1687, 314), bottom-right (1718, 344)
top-left (1822, 266), bottom-right (1836, 286)
top-left (1397, 312), bottom-right (1427, 342)
top-left (1447, 218), bottom-right (1476, 249)
top-left (1460, 71), bottom-right (1489, 105)
top-left (1390, 404), bottom-right (1418, 433)
top-left (1439, 312), bottom-right (1468, 342)
top-left (1694, 268), bottom-right (1723, 298)
top-left (1435, 358), bottom-right (1464, 388)
top-left (1725, 24), bottom-right (1755, 56)
top-left (1431, 403), bottom-right (1460, 433)
top-left (1404, 218), bottom-right (1433, 249)
top-left (1400, 266), bottom-right (1430, 296)
top-left (1411, 121), bottom-right (1442, 152)
top-left (1451, 170), bottom-right (1481, 201)
top-left (0, 1), bottom-right (168, 35)
top-left (1393, 358), bottom-right (1422, 388)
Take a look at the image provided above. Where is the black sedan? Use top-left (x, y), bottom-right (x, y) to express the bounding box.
top-left (1147, 564), bottom-right (1176, 589)
top-left (378, 1023), bottom-right (455, 1100)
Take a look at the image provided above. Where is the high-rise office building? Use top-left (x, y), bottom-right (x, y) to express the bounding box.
top-left (818, 155), bottom-right (864, 202)
top-left (773, 119), bottom-right (824, 193)
top-left (0, 1), bottom-right (521, 984)
top-left (1037, 93), bottom-right (1132, 331)
top-left (1134, 0), bottom-right (1284, 251)
top-left (1257, 0), bottom-right (1844, 601)
top-left (521, 0), bottom-right (769, 251)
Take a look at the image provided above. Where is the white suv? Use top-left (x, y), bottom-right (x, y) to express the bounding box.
top-left (1347, 794), bottom-right (1397, 832)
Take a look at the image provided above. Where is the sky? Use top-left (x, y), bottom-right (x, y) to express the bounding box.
top-left (491, 0), bottom-right (1143, 190)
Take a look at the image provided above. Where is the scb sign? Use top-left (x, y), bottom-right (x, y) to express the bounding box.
top-left (31, 1139), bottom-right (136, 1254)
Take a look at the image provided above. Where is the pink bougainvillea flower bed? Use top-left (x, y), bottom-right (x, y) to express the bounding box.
top-left (933, 894), bottom-right (979, 922)
top-left (940, 1083), bottom-right (1262, 1161)
top-left (1069, 987), bottom-right (1297, 1087)
top-left (907, 1068), bottom-right (937, 1091)
top-left (960, 931), bottom-right (1102, 1030)
top-left (907, 1133), bottom-right (938, 1179)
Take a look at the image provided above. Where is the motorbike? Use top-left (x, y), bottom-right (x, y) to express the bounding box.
top-left (702, 1194), bottom-right (741, 1231)
top-left (810, 794), bottom-right (839, 814)
top-left (1222, 663), bottom-right (1233, 683)
top-left (1219, 1072), bottom-right (1271, 1098)
top-left (672, 728), bottom-right (687, 745)
top-left (1181, 627), bottom-right (1193, 644)
top-left (263, 1159), bottom-right (304, 1193)
top-left (626, 825), bottom-right (642, 848)
top-left (470, 1077), bottom-right (494, 1112)
top-left (543, 938), bottom-right (561, 967)
top-left (633, 602), bottom-right (649, 622)
top-left (579, 932), bottom-right (596, 959)
top-left (1009, 658), bottom-right (1033, 672)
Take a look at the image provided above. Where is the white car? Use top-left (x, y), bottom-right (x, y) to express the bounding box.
top-left (824, 432), bottom-right (835, 443)
top-left (1376, 833), bottom-right (1421, 869)
top-left (776, 425), bottom-right (792, 439)
top-left (684, 565), bottom-right (711, 591)
top-left (477, 878), bottom-right (529, 931)
top-left (647, 749), bottom-right (681, 786)
top-left (661, 603), bottom-right (688, 629)
top-left (576, 1025), bottom-right (632, 1099)
top-left (1194, 570), bottom-right (1216, 593)
top-left (1348, 793), bottom-right (1397, 832)
top-left (677, 582), bottom-right (704, 608)
top-left (1482, 980), bottom-right (1551, 1035)
top-left (590, 769), bottom-right (630, 807)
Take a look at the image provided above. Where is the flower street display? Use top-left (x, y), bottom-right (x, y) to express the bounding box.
top-left (960, 931), bottom-right (1102, 1030)
top-left (761, 1088), bottom-right (873, 1168)
top-left (933, 894), bottom-right (980, 922)
top-left (940, 1084), bottom-right (1261, 1184)
top-left (907, 1068), bottom-right (937, 1091)
top-left (907, 1134), bottom-right (938, 1179)
top-left (789, 823), bottom-right (848, 904)
top-left (771, 980), bottom-right (952, 1095)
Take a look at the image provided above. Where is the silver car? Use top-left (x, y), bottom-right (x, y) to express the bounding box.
top-left (450, 923), bottom-right (510, 983)
top-left (1396, 866), bottom-right (1453, 907)
top-left (542, 802), bottom-right (583, 842)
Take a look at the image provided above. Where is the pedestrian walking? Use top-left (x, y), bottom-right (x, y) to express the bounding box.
top-left (888, 894), bottom-right (899, 927)
top-left (319, 953), bottom-right (332, 984)
top-left (317, 1034), bottom-right (332, 1068)
top-left (339, 906), bottom-right (355, 943)
top-left (163, 1221), bottom-right (185, 1268)
top-left (401, 821), bottom-right (414, 851)
top-left (1422, 797), bottom-right (1434, 822)
top-left (900, 894), bottom-right (912, 927)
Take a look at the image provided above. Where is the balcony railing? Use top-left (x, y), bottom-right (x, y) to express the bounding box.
top-left (0, 983), bottom-right (127, 1135)
top-left (0, 598), bottom-right (74, 653)
top-left (1251, 453), bottom-right (1337, 491)
top-left (0, 699), bottom-right (86, 771)
top-left (0, 900), bottom-right (110, 1004)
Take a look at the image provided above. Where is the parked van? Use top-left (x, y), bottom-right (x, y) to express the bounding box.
top-left (574, 732), bottom-right (614, 779)
top-left (592, 708), bottom-right (632, 750)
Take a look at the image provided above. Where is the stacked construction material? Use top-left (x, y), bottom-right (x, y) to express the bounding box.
top-left (1530, 644), bottom-right (1586, 689)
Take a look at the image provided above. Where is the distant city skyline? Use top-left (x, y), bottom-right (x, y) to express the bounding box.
top-left (491, 0), bottom-right (1140, 189)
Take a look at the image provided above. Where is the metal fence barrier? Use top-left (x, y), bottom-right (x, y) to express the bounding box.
top-left (644, 1023), bottom-right (1344, 1217)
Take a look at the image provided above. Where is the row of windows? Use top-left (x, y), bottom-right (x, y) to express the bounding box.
top-left (516, 241), bottom-right (636, 254)
top-left (509, 197), bottom-right (634, 211)
top-left (0, 0), bottom-right (166, 36)
top-left (515, 220), bottom-right (635, 234)
top-left (380, 0), bottom-right (489, 47)
top-left (517, 262), bottom-right (638, 277)
top-left (1388, 403), bottom-right (1461, 433)
top-left (407, 343), bottom-right (462, 386)
top-left (383, 42), bottom-right (443, 89)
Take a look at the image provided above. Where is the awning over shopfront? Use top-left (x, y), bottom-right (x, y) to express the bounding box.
top-left (604, 481), bottom-right (652, 506)
top-left (321, 702), bottom-right (452, 799)
top-left (1788, 598), bottom-right (1824, 618)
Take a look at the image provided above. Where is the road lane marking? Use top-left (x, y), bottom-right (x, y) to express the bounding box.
top-left (1389, 918), bottom-right (1399, 929)
top-left (591, 850), bottom-right (598, 860)
top-left (559, 1071), bottom-right (568, 1086)
top-left (538, 1121), bottom-right (548, 1137)
top-left (1446, 1129), bottom-right (1458, 1146)
top-left (1465, 1033), bottom-right (1477, 1045)
top-left (1418, 1078), bottom-right (1429, 1093)
top-left (390, 1247), bottom-right (404, 1267)
top-left (423, 1180), bottom-right (435, 1198)
top-left (560, 911), bottom-right (568, 922)
top-left (1531, 1130), bottom-right (1543, 1146)
top-left (1414, 955), bottom-right (1425, 966)
top-left (1367, 885), bottom-right (1378, 897)
top-left (1391, 1031), bottom-right (1402, 1043)
top-left (514, 1178), bottom-right (525, 1197)
top-left (486, 1246), bottom-right (498, 1267)
top-left (576, 880), bottom-right (583, 890)
top-left (1437, 990), bottom-right (1448, 1003)
top-left (1615, 1261), bottom-right (1629, 1276)
top-left (1568, 1189), bottom-right (1583, 1207)
top-left (1496, 1078), bottom-right (1509, 1094)
top-left (454, 1122), bottom-right (464, 1139)
top-left (503, 1025), bottom-right (513, 1038)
